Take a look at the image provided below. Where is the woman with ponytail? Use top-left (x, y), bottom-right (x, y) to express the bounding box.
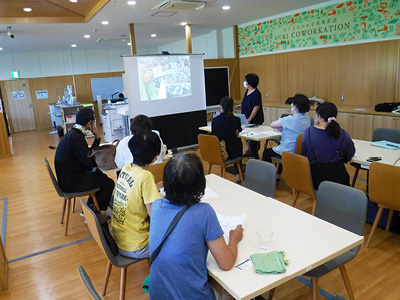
top-left (301, 102), bottom-right (355, 190)
top-left (211, 96), bottom-right (243, 182)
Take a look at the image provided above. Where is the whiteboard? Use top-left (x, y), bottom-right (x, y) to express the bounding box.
top-left (90, 77), bottom-right (124, 101)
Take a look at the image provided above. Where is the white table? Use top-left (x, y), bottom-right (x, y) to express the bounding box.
top-left (199, 124), bottom-right (281, 142)
top-left (203, 174), bottom-right (364, 300)
top-left (351, 139), bottom-right (400, 166)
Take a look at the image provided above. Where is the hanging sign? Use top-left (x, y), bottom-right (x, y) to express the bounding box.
top-left (36, 90), bottom-right (49, 99)
top-left (239, 0), bottom-right (400, 56)
top-left (12, 91), bottom-right (25, 100)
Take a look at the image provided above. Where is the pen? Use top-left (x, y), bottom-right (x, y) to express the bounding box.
top-left (387, 143), bottom-right (399, 148)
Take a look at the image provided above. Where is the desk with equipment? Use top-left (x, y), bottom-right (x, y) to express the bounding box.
top-left (351, 139), bottom-right (400, 166)
top-left (203, 174), bottom-right (363, 300)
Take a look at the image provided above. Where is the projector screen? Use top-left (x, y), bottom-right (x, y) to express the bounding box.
top-left (123, 54), bottom-right (206, 118)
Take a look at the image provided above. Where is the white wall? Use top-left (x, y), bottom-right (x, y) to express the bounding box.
top-left (0, 27), bottom-right (234, 81)
top-left (0, 46), bottom-right (156, 81)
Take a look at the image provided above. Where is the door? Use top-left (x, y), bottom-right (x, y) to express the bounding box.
top-left (4, 79), bottom-right (36, 132)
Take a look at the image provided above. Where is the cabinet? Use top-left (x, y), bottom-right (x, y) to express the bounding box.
top-left (373, 115), bottom-right (400, 131)
top-left (52, 104), bottom-right (94, 135)
top-left (338, 112), bottom-right (373, 140)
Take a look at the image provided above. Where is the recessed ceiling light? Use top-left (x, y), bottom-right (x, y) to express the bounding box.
top-left (0, 48), bottom-right (3, 51)
top-left (151, 34), bottom-right (157, 38)
top-left (84, 35), bottom-right (90, 39)
top-left (181, 22), bottom-right (187, 26)
top-left (127, 1), bottom-right (136, 5)
top-left (23, 7), bottom-right (32, 12)
top-left (69, 0), bottom-right (78, 2)
top-left (102, 21), bottom-right (109, 25)
top-left (71, 44), bottom-right (77, 48)
top-left (127, 42), bottom-right (131, 46)
top-left (222, 5), bottom-right (230, 10)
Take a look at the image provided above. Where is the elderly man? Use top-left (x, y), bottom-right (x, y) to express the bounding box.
top-left (55, 107), bottom-right (114, 214)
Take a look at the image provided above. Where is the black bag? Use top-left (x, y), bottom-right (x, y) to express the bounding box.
top-left (89, 204), bottom-right (119, 256)
top-left (374, 102), bottom-right (400, 112)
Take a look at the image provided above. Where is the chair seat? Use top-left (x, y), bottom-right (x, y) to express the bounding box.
top-left (304, 247), bottom-right (359, 278)
top-left (224, 156), bottom-right (243, 166)
top-left (113, 254), bottom-right (145, 268)
top-left (62, 188), bottom-right (101, 198)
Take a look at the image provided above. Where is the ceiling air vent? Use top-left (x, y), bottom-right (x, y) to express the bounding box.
top-left (152, 0), bottom-right (206, 12)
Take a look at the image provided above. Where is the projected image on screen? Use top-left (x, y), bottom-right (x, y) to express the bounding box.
top-left (137, 56), bottom-right (192, 101)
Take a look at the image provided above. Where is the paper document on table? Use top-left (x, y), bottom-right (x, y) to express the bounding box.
top-left (202, 187), bottom-right (219, 199)
top-left (264, 130), bottom-right (282, 137)
top-left (241, 131), bottom-right (263, 137)
top-left (217, 214), bottom-right (247, 243)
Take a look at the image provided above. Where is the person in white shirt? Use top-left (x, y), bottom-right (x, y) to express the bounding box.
top-left (115, 114), bottom-right (166, 171)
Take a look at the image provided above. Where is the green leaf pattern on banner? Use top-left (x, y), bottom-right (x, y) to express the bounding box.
top-left (238, 0), bottom-right (400, 56)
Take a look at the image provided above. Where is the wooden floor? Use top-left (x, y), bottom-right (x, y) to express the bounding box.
top-left (0, 129), bottom-right (399, 299)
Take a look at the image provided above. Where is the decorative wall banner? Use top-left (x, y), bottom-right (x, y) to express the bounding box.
top-left (238, 0), bottom-right (400, 56)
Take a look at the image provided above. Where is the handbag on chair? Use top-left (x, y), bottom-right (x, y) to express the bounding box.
top-left (88, 140), bottom-right (119, 171)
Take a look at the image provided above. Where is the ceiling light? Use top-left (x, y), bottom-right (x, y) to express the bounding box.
top-left (101, 21), bottom-right (109, 25)
top-left (127, 1), bottom-right (136, 5)
top-left (0, 48), bottom-right (3, 51)
top-left (71, 44), bottom-right (77, 48)
top-left (84, 35), bottom-right (90, 39)
top-left (23, 8), bottom-right (32, 12)
top-left (181, 22), bottom-right (187, 26)
top-left (127, 42), bottom-right (131, 46)
top-left (222, 5), bottom-right (230, 10)
top-left (69, 0), bottom-right (78, 2)
top-left (151, 34), bottom-right (157, 38)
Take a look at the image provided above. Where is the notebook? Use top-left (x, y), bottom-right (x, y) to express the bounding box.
top-left (370, 140), bottom-right (400, 150)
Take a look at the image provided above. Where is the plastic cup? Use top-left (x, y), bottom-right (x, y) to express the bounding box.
top-left (257, 229), bottom-right (273, 251)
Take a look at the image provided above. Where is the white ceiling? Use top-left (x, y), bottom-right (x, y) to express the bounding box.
top-left (0, 0), bottom-right (331, 53)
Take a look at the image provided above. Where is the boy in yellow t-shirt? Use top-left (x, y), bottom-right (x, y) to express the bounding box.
top-left (112, 130), bottom-right (161, 258)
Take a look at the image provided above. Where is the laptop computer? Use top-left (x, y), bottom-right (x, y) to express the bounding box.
top-left (234, 113), bottom-right (249, 126)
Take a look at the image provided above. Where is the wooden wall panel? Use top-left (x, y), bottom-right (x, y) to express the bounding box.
top-left (239, 40), bottom-right (400, 108)
top-left (0, 113), bottom-right (11, 157)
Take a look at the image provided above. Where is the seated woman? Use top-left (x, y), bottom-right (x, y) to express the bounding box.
top-left (149, 153), bottom-right (243, 300)
top-left (212, 96), bottom-right (243, 183)
top-left (302, 102), bottom-right (355, 190)
top-left (114, 114), bottom-right (166, 171)
top-left (112, 130), bottom-right (161, 258)
top-left (262, 94), bottom-right (311, 177)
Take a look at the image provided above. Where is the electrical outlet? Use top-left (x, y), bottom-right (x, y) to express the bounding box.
top-left (266, 93), bottom-right (269, 98)
top-left (341, 95), bottom-right (345, 101)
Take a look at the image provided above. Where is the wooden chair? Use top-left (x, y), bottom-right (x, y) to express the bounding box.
top-left (351, 128), bottom-right (400, 187)
top-left (303, 181), bottom-right (367, 300)
top-left (80, 199), bottom-right (146, 300)
top-left (365, 162), bottom-right (400, 248)
top-left (244, 159), bottom-right (276, 198)
top-left (77, 265), bottom-right (102, 300)
top-left (198, 134), bottom-right (244, 184)
top-left (271, 133), bottom-right (303, 174)
top-left (44, 157), bottom-right (100, 236)
top-left (282, 152), bottom-right (317, 215)
top-left (148, 162), bottom-right (166, 184)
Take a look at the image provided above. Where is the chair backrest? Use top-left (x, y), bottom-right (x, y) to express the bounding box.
top-left (372, 128), bottom-right (400, 143)
top-left (316, 181), bottom-right (367, 236)
top-left (295, 133), bottom-right (303, 155)
top-left (282, 152), bottom-right (315, 197)
top-left (44, 157), bottom-right (64, 197)
top-left (369, 162), bottom-right (400, 210)
top-left (244, 159), bottom-right (276, 198)
top-left (148, 162), bottom-right (166, 184)
top-left (198, 134), bottom-right (224, 165)
top-left (80, 199), bottom-right (118, 266)
top-left (77, 265), bottom-right (102, 300)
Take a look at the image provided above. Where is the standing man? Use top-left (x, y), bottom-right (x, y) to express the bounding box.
top-left (55, 107), bottom-right (114, 214)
